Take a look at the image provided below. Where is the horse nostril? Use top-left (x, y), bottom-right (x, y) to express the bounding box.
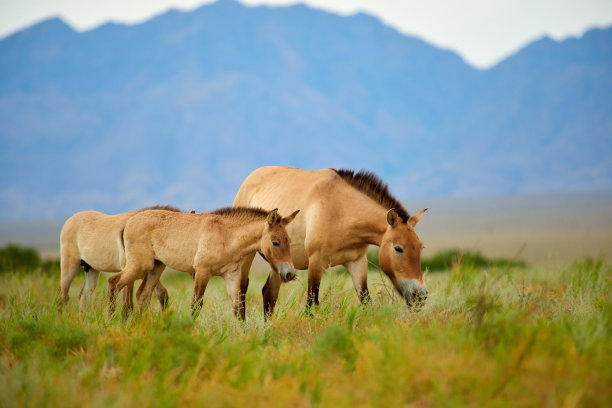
top-left (420, 288), bottom-right (428, 300)
top-left (286, 272), bottom-right (295, 281)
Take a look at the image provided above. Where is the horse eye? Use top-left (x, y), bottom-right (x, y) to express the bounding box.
top-left (394, 246), bottom-right (404, 253)
top-left (272, 241), bottom-right (280, 247)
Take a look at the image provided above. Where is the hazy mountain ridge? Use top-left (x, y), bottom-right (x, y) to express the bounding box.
top-left (0, 0), bottom-right (610, 219)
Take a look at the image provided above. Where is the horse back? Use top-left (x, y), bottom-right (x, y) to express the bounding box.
top-left (123, 210), bottom-right (204, 273)
top-left (234, 166), bottom-right (366, 267)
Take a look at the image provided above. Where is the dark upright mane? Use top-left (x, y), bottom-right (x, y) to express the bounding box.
top-left (137, 205), bottom-right (182, 212)
top-left (211, 206), bottom-right (269, 220)
top-left (332, 169), bottom-right (410, 222)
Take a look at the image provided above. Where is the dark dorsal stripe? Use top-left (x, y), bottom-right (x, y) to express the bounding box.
top-left (211, 206), bottom-right (270, 220)
top-left (137, 204), bottom-right (182, 212)
top-left (332, 168), bottom-right (410, 222)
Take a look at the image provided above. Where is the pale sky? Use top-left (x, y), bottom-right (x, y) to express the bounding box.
top-left (1, 0), bottom-right (612, 68)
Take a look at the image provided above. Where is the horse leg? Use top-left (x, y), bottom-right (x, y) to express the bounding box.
top-left (191, 268), bottom-right (211, 319)
top-left (59, 252), bottom-right (81, 309)
top-left (78, 268), bottom-right (101, 313)
top-left (224, 268), bottom-right (246, 321)
top-left (154, 280), bottom-right (170, 312)
top-left (345, 255), bottom-right (371, 304)
top-left (135, 274), bottom-right (147, 301)
top-left (262, 271), bottom-right (281, 320)
top-left (306, 253), bottom-right (323, 309)
top-left (122, 282), bottom-right (135, 318)
top-left (236, 253), bottom-right (254, 320)
top-left (108, 264), bottom-right (147, 317)
top-left (136, 262), bottom-right (165, 313)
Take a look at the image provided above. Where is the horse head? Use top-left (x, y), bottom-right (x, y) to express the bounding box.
top-left (260, 208), bottom-right (300, 282)
top-left (378, 208), bottom-right (428, 308)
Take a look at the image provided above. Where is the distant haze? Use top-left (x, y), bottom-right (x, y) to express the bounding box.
top-left (2, 192), bottom-right (610, 266)
top-left (0, 0), bottom-right (611, 219)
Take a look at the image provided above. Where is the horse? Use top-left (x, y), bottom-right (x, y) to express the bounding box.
top-left (233, 166), bottom-right (428, 316)
top-left (59, 205), bottom-right (180, 313)
top-left (106, 207), bottom-right (299, 320)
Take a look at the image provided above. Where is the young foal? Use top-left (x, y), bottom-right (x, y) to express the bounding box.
top-left (107, 207), bottom-right (299, 320)
top-left (59, 205), bottom-right (179, 313)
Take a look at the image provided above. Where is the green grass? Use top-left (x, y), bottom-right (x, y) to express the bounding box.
top-left (0, 257), bottom-right (611, 407)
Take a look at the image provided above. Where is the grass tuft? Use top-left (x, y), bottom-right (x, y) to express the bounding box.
top-left (0, 250), bottom-right (610, 407)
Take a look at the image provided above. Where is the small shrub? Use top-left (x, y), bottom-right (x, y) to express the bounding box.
top-left (0, 244), bottom-right (42, 273)
top-left (367, 248), bottom-right (526, 272)
top-left (0, 244), bottom-right (59, 275)
top-left (423, 249), bottom-right (526, 271)
top-left (41, 258), bottom-right (61, 275)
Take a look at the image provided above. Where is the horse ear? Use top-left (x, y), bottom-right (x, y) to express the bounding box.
top-left (408, 208), bottom-right (428, 227)
top-left (387, 209), bottom-right (399, 227)
top-left (267, 208), bottom-right (279, 225)
top-left (281, 209), bottom-right (300, 226)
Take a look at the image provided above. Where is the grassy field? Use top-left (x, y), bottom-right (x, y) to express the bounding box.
top-left (1, 257), bottom-right (611, 407)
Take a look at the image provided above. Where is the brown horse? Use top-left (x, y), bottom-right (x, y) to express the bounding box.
top-left (59, 205), bottom-right (179, 313)
top-left (107, 207), bottom-right (299, 320)
top-left (234, 166), bottom-right (428, 316)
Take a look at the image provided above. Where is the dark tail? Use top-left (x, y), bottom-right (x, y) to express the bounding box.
top-left (80, 259), bottom-right (91, 272)
top-left (120, 227), bottom-right (126, 251)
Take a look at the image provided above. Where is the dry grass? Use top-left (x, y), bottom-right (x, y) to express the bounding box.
top-left (1, 258), bottom-right (611, 407)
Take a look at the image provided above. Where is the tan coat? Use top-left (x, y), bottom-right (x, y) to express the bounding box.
top-left (59, 206), bottom-right (177, 313)
top-left (234, 166), bottom-right (427, 315)
top-left (107, 207), bottom-right (298, 320)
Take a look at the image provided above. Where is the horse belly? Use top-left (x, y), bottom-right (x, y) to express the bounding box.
top-left (154, 246), bottom-right (195, 274)
top-left (214, 262), bottom-right (240, 277)
top-left (78, 239), bottom-right (122, 272)
top-left (323, 247), bottom-right (368, 268)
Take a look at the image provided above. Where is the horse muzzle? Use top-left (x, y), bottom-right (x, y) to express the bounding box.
top-left (398, 279), bottom-right (428, 309)
top-left (279, 262), bottom-right (296, 282)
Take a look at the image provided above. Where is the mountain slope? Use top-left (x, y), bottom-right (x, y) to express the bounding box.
top-left (0, 0), bottom-right (610, 219)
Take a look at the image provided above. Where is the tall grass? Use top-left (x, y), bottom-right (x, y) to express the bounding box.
top-left (0, 254), bottom-right (610, 407)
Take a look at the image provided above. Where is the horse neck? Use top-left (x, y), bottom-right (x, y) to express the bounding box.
top-left (343, 198), bottom-right (389, 247)
top-left (224, 218), bottom-right (265, 257)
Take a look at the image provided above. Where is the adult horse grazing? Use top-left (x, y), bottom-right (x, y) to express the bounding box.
top-left (107, 207), bottom-right (299, 320)
top-left (59, 205), bottom-right (180, 313)
top-left (233, 166), bottom-right (428, 316)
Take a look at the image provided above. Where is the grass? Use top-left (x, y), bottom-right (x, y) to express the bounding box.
top-left (0, 255), bottom-right (611, 407)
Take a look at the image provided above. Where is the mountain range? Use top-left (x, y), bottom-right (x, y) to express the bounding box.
top-left (1, 0), bottom-right (611, 219)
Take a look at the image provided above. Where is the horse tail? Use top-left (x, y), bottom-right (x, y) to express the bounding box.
top-left (120, 226), bottom-right (126, 251)
top-left (80, 260), bottom-right (92, 272)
